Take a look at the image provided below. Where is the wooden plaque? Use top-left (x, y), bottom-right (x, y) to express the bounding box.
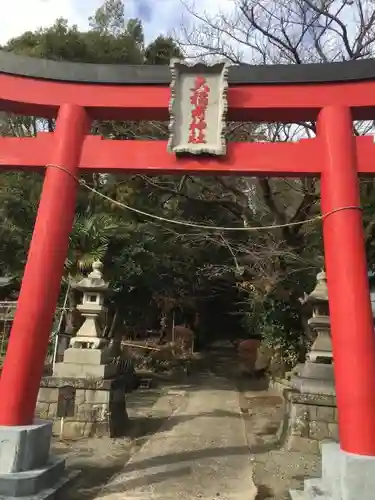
top-left (168, 59), bottom-right (229, 156)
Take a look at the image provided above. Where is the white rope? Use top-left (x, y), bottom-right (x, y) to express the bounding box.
top-left (46, 164), bottom-right (362, 232)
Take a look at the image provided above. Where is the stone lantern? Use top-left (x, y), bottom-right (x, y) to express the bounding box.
top-left (291, 269), bottom-right (334, 395)
top-left (305, 269), bottom-right (332, 364)
top-left (44, 261), bottom-right (130, 440)
top-left (53, 261), bottom-right (118, 379)
top-left (69, 260), bottom-right (109, 350)
top-left (286, 270), bottom-right (338, 455)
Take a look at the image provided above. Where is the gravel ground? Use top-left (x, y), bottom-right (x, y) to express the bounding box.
top-left (54, 437), bottom-right (133, 500)
top-left (53, 385), bottom-right (187, 499)
top-left (238, 377), bottom-right (320, 500)
top-left (253, 448), bottom-right (320, 500)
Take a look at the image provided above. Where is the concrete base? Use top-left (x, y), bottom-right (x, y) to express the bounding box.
top-left (0, 420), bottom-right (51, 474)
top-left (0, 470), bottom-right (79, 500)
top-left (0, 420), bottom-right (75, 498)
top-left (290, 441), bottom-right (375, 499)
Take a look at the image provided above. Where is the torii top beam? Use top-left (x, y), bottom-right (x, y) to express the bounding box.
top-left (0, 51), bottom-right (375, 176)
top-left (1, 50), bottom-right (375, 122)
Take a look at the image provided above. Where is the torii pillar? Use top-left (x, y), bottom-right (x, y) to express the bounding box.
top-left (290, 107), bottom-right (375, 499)
top-left (0, 104), bottom-right (88, 497)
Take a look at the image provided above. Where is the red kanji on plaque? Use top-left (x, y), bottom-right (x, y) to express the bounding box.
top-left (188, 76), bottom-right (210, 144)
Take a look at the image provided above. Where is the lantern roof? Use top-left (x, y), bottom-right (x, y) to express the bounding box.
top-left (307, 270), bottom-right (328, 303)
top-left (72, 261), bottom-right (109, 293)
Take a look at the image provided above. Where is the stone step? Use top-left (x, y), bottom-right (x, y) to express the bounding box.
top-left (0, 469), bottom-right (79, 500)
top-left (0, 456), bottom-right (65, 498)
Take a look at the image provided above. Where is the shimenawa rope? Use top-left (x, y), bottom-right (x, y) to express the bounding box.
top-left (46, 164), bottom-right (362, 232)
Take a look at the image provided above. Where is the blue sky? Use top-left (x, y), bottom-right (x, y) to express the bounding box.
top-left (0, 0), bottom-right (233, 45)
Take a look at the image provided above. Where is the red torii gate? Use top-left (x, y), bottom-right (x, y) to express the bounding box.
top-left (0, 52), bottom-right (374, 459)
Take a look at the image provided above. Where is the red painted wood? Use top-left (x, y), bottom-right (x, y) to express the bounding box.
top-left (79, 136), bottom-right (323, 175)
top-left (0, 104), bottom-right (90, 426)
top-left (319, 107), bottom-right (375, 456)
top-left (1, 134), bottom-right (375, 175)
top-left (0, 134), bottom-right (54, 169)
top-left (1, 73), bottom-right (375, 122)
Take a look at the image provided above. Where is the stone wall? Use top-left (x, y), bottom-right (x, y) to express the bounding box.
top-left (286, 391), bottom-right (338, 454)
top-left (36, 376), bottom-right (129, 439)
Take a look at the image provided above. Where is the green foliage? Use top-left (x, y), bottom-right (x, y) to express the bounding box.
top-left (5, 19), bottom-right (89, 62)
top-left (0, 1), bottom-right (201, 337)
top-left (0, 172), bottom-right (42, 275)
top-left (145, 36), bottom-right (183, 64)
top-left (0, 0), bottom-right (329, 362)
top-left (260, 299), bottom-right (303, 362)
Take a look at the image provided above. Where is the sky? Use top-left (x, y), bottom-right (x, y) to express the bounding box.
top-left (0, 0), bottom-right (234, 45)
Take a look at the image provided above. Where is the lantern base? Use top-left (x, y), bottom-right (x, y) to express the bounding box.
top-left (53, 347), bottom-right (117, 378)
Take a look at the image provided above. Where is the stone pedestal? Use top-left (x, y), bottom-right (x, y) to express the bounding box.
top-left (292, 361), bottom-right (335, 396)
top-left (37, 376), bottom-right (129, 439)
top-left (286, 391), bottom-right (338, 455)
top-left (291, 441), bottom-right (375, 500)
top-left (0, 420), bottom-right (76, 498)
top-left (53, 347), bottom-right (118, 379)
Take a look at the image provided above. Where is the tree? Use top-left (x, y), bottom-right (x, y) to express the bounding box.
top-left (89, 0), bottom-right (126, 36)
top-left (145, 36), bottom-right (183, 64)
top-left (0, 1), bottom-right (221, 342)
top-left (157, 0), bottom-right (375, 362)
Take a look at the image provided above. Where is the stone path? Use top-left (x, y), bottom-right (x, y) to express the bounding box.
top-left (95, 373), bottom-right (257, 500)
top-left (59, 346), bottom-right (321, 499)
top-left (56, 386), bottom-right (183, 500)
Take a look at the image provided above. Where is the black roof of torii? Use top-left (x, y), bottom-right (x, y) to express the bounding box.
top-left (0, 50), bottom-right (374, 85)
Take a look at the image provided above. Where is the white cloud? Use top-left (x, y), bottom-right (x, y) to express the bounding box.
top-left (0, 0), bottom-right (98, 45)
top-left (0, 0), bottom-right (235, 46)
